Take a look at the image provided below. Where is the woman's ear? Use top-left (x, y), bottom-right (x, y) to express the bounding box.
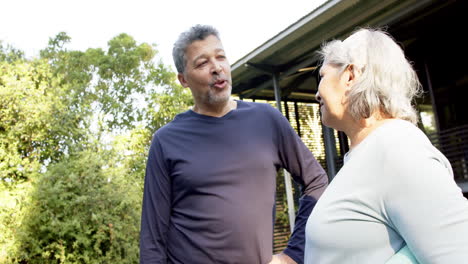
top-left (346, 64), bottom-right (356, 84)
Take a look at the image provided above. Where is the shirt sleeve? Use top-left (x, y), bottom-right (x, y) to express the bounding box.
top-left (272, 106), bottom-right (329, 264)
top-left (383, 145), bottom-right (468, 263)
top-left (140, 134), bottom-right (171, 263)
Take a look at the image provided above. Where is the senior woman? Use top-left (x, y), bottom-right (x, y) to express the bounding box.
top-left (305, 28), bottom-right (468, 263)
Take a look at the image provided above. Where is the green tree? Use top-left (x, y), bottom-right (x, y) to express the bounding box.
top-left (0, 58), bottom-right (81, 181)
top-left (40, 32), bottom-right (182, 132)
top-left (0, 180), bottom-right (31, 261)
top-left (148, 81), bottom-right (193, 132)
top-left (11, 149), bottom-right (141, 263)
top-left (0, 41), bottom-right (24, 62)
top-left (1, 32), bottom-right (191, 182)
top-left (1, 32), bottom-right (194, 263)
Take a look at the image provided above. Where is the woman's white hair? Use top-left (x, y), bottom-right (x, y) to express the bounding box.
top-left (318, 28), bottom-right (422, 124)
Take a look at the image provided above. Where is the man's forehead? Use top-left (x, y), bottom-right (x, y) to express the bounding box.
top-left (186, 37), bottom-right (224, 58)
top-left (187, 35), bottom-right (222, 48)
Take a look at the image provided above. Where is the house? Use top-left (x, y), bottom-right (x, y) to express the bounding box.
top-left (230, 0), bottom-right (468, 251)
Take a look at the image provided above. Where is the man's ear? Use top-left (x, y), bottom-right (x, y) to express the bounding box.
top-left (177, 73), bottom-right (189, 88)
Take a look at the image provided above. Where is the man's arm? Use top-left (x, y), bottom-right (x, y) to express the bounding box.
top-left (140, 136), bottom-right (171, 263)
top-left (269, 252), bottom-right (298, 264)
top-left (281, 195), bottom-right (321, 264)
top-left (272, 107), bottom-right (328, 264)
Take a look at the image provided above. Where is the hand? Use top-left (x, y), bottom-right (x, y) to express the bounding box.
top-left (268, 253), bottom-right (297, 264)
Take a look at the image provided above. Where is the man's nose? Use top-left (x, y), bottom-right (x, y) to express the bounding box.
top-left (212, 62), bottom-right (222, 74)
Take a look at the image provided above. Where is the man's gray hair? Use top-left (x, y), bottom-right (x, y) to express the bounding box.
top-left (172, 24), bottom-right (220, 74)
top-left (318, 28), bottom-right (422, 124)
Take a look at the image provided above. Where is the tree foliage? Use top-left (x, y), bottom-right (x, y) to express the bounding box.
top-left (0, 180), bottom-right (31, 260)
top-left (11, 149), bottom-right (141, 263)
top-left (40, 32), bottom-right (181, 131)
top-left (0, 32), bottom-right (193, 262)
top-left (0, 32), bottom-right (192, 183)
top-left (0, 41), bottom-right (24, 62)
top-left (0, 58), bottom-right (80, 181)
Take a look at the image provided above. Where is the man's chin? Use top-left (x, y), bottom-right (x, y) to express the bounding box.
top-left (208, 91), bottom-right (231, 104)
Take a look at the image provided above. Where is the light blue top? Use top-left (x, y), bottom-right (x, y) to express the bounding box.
top-left (385, 245), bottom-right (419, 264)
top-left (305, 119), bottom-right (468, 263)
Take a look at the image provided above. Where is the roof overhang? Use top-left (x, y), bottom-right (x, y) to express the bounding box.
top-left (231, 0), bottom-right (445, 102)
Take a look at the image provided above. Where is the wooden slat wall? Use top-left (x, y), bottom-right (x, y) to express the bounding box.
top-left (427, 124), bottom-right (468, 182)
top-left (273, 201), bottom-right (291, 253)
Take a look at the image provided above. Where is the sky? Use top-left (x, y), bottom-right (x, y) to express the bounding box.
top-left (0, 0), bottom-right (326, 71)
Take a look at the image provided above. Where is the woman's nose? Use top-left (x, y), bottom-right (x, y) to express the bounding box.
top-left (316, 91), bottom-right (322, 102)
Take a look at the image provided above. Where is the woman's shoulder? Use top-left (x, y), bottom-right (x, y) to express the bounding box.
top-left (378, 119), bottom-right (430, 148)
top-left (378, 119), bottom-right (449, 167)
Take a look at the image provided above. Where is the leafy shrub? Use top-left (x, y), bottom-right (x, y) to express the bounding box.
top-left (11, 150), bottom-right (142, 263)
top-left (0, 181), bottom-right (32, 262)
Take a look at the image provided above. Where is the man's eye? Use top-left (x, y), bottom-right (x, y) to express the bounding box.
top-left (197, 61), bottom-right (207, 67)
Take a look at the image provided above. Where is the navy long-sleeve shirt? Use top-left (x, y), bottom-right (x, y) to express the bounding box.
top-left (140, 100), bottom-right (328, 264)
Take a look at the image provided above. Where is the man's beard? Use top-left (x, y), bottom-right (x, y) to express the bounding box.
top-left (206, 86), bottom-right (232, 105)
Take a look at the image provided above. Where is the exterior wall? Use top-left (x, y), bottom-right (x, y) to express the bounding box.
top-left (390, 2), bottom-right (468, 184)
